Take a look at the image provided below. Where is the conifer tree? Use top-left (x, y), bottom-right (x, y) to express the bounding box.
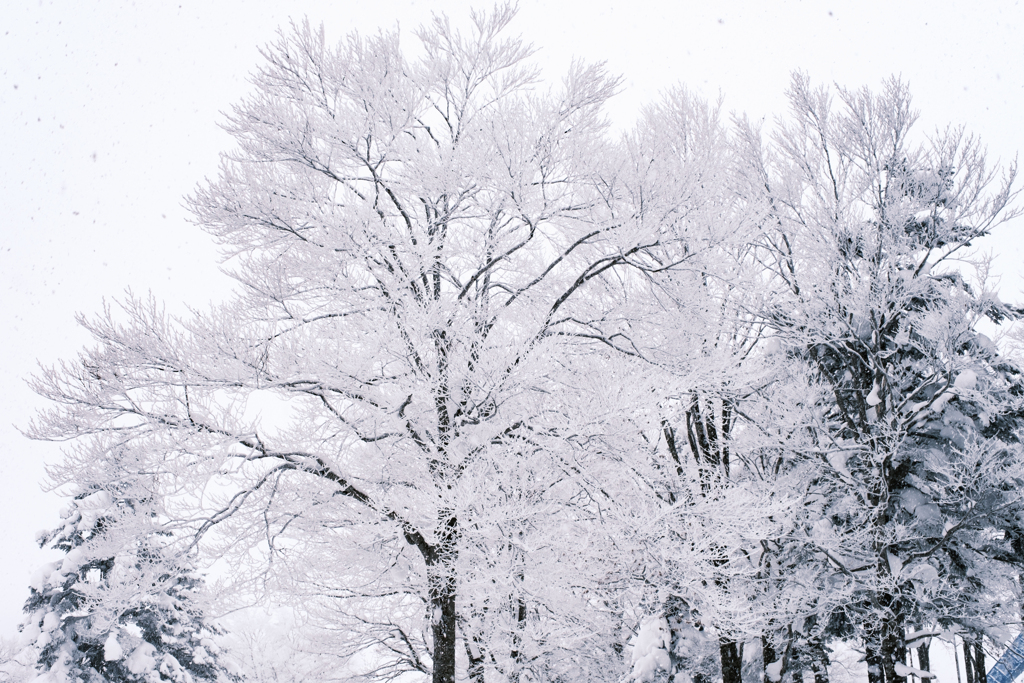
top-left (18, 477), bottom-right (236, 683)
top-left (740, 73), bottom-right (1024, 683)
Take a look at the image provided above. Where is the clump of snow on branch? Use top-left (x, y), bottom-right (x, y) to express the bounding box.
top-left (628, 616), bottom-right (672, 682)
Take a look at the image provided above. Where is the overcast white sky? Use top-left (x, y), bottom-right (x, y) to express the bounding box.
top-left (2, 0), bottom-right (1023, 656)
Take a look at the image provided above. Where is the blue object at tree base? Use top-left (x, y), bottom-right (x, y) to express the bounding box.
top-left (989, 633), bottom-right (1024, 683)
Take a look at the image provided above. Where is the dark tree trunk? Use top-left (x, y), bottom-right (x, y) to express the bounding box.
top-left (429, 576), bottom-right (457, 683)
top-left (880, 621), bottom-right (907, 683)
top-left (881, 637), bottom-right (907, 683)
top-left (917, 639), bottom-right (930, 674)
top-left (762, 630), bottom-right (795, 683)
top-left (763, 633), bottom-right (779, 682)
top-left (864, 599), bottom-right (886, 683)
top-left (873, 591), bottom-right (906, 683)
top-left (974, 642), bottom-right (987, 683)
top-left (788, 640), bottom-right (805, 683)
top-left (866, 638), bottom-right (884, 683)
top-left (509, 583), bottom-right (527, 683)
top-left (964, 640), bottom-right (976, 683)
top-left (428, 318), bottom-right (459, 683)
top-left (426, 507), bottom-right (459, 683)
top-left (721, 638), bottom-right (743, 683)
top-left (808, 637), bottom-right (830, 683)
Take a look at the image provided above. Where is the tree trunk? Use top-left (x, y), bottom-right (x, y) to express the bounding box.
top-left (763, 633), bottom-right (779, 682)
top-left (875, 591), bottom-right (906, 683)
top-left (917, 639), bottom-right (930, 675)
top-left (808, 637), bottom-right (830, 683)
top-left (426, 508), bottom-right (459, 683)
top-left (974, 642), bottom-right (987, 683)
top-left (964, 640), bottom-right (976, 683)
top-left (509, 587), bottom-right (527, 683)
top-left (954, 637), bottom-right (963, 683)
top-left (788, 641), bottom-right (805, 683)
top-left (866, 639), bottom-right (884, 683)
top-left (429, 574), bottom-right (457, 683)
top-left (721, 638), bottom-right (743, 683)
top-left (880, 624), bottom-right (907, 683)
top-left (762, 631), bottom-right (796, 683)
top-left (428, 319), bottom-right (459, 683)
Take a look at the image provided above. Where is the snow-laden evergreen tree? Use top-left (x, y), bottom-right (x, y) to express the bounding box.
top-left (739, 73), bottom-right (1024, 683)
top-left (17, 472), bottom-right (235, 683)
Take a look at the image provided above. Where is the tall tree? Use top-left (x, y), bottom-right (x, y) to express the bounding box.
top-left (610, 85), bottom-right (848, 683)
top-left (741, 73), bottom-right (1024, 683)
top-left (25, 7), bottom-right (703, 683)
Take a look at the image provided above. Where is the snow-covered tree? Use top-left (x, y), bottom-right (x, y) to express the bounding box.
top-left (16, 469), bottom-right (235, 683)
top-left (604, 84), bottom-right (842, 683)
top-left (24, 7), bottom-right (713, 683)
top-left (23, 6), bottom-right (1024, 682)
top-left (740, 73), bottom-right (1024, 683)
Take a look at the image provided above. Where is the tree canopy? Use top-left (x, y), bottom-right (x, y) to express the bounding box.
top-left (19, 7), bottom-right (1024, 683)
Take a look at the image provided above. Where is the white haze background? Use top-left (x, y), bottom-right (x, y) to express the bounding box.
top-left (1, 0), bottom-right (1023, 676)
